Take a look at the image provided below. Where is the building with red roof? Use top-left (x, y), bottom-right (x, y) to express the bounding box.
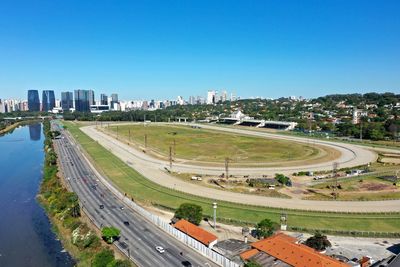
top-left (240, 233), bottom-right (350, 267)
top-left (174, 219), bottom-right (218, 248)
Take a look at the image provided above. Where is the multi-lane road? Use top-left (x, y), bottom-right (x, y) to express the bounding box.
top-left (52, 122), bottom-right (216, 267)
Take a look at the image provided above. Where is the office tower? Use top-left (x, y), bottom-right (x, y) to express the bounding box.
top-left (42, 90), bottom-right (55, 111)
top-left (111, 93), bottom-right (118, 110)
top-left (27, 90), bottom-right (40, 111)
top-left (88, 90), bottom-right (95, 106)
top-left (100, 94), bottom-right (108, 105)
top-left (61, 91), bottom-right (74, 111)
top-left (74, 89), bottom-right (90, 112)
top-left (207, 90), bottom-right (216, 105)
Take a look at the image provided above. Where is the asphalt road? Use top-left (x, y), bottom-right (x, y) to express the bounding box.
top-left (52, 122), bottom-right (217, 267)
top-left (79, 123), bottom-right (400, 212)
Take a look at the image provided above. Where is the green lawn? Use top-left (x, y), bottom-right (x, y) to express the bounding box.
top-left (63, 121), bottom-right (400, 235)
top-left (105, 124), bottom-right (321, 165)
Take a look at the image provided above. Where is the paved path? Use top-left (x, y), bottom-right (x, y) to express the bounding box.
top-left (81, 124), bottom-right (400, 212)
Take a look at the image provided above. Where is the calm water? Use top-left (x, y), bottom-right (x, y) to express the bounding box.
top-left (0, 124), bottom-right (75, 267)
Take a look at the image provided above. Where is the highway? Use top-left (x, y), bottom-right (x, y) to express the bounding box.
top-left (52, 122), bottom-right (217, 267)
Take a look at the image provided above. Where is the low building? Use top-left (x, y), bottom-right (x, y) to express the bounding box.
top-left (212, 239), bottom-right (251, 265)
top-left (90, 104), bottom-right (110, 114)
top-left (240, 233), bottom-right (350, 267)
top-left (173, 219), bottom-right (218, 248)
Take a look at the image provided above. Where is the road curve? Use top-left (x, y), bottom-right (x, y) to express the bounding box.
top-left (81, 124), bottom-right (400, 212)
top-left (86, 122), bottom-right (377, 175)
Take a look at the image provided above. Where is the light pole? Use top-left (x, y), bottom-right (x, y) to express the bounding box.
top-left (213, 202), bottom-right (217, 229)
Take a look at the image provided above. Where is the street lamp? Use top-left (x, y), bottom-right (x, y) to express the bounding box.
top-left (213, 202), bottom-right (217, 229)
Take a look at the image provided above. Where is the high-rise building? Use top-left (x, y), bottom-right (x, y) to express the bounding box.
top-left (88, 90), bottom-right (95, 106)
top-left (74, 90), bottom-right (90, 112)
top-left (61, 91), bottom-right (74, 111)
top-left (111, 93), bottom-right (118, 110)
top-left (42, 90), bottom-right (55, 111)
top-left (100, 94), bottom-right (108, 105)
top-left (0, 99), bottom-right (5, 113)
top-left (27, 90), bottom-right (40, 111)
top-left (207, 90), bottom-right (216, 105)
top-left (221, 90), bottom-right (228, 102)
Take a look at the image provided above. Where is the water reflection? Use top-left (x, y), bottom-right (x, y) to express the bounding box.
top-left (29, 123), bottom-right (42, 141)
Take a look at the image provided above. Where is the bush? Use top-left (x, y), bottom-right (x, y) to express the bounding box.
top-left (109, 260), bottom-right (131, 267)
top-left (83, 232), bottom-right (101, 249)
top-left (92, 249), bottom-right (115, 267)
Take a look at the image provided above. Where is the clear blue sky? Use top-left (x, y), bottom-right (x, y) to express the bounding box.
top-left (0, 0), bottom-right (399, 100)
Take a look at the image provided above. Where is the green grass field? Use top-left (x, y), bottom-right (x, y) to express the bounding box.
top-left (64, 122), bottom-right (400, 235)
top-left (106, 124), bottom-right (324, 165)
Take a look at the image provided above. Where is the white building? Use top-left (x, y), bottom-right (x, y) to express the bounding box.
top-left (207, 90), bottom-right (216, 105)
top-left (177, 96), bottom-right (185, 105)
top-left (352, 109), bottom-right (368, 124)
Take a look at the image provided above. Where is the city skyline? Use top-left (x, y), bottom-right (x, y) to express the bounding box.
top-left (0, 1), bottom-right (399, 100)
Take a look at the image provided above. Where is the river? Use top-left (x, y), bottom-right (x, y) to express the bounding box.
top-left (0, 123), bottom-right (75, 267)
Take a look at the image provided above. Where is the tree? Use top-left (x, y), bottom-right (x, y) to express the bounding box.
top-left (174, 203), bottom-right (203, 225)
top-left (275, 173), bottom-right (291, 186)
top-left (101, 226), bottom-right (121, 244)
top-left (255, 218), bottom-right (276, 239)
top-left (304, 232), bottom-right (332, 251)
top-left (92, 249), bottom-right (115, 267)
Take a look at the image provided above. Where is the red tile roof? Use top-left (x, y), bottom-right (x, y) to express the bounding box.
top-left (174, 219), bottom-right (218, 246)
top-left (243, 233), bottom-right (349, 267)
top-left (240, 249), bottom-right (259, 260)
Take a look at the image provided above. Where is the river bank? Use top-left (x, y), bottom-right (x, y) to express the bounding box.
top-left (0, 122), bottom-right (75, 267)
top-left (38, 119), bottom-right (131, 267)
top-left (0, 119), bottom-right (41, 135)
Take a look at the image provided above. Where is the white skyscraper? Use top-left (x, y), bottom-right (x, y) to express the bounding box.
top-left (177, 96), bottom-right (185, 105)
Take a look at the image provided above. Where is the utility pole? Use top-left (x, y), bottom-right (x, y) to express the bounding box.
top-left (173, 138), bottom-right (176, 156)
top-left (332, 162), bottom-right (339, 199)
top-left (116, 126), bottom-right (119, 139)
top-left (225, 157), bottom-right (230, 179)
top-left (144, 134), bottom-right (147, 149)
top-left (129, 129), bottom-right (131, 142)
top-left (213, 202), bottom-right (217, 229)
top-left (169, 146), bottom-right (173, 169)
top-left (360, 120), bottom-right (363, 141)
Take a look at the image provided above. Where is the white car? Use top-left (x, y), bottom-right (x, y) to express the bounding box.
top-left (155, 246), bottom-right (165, 253)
